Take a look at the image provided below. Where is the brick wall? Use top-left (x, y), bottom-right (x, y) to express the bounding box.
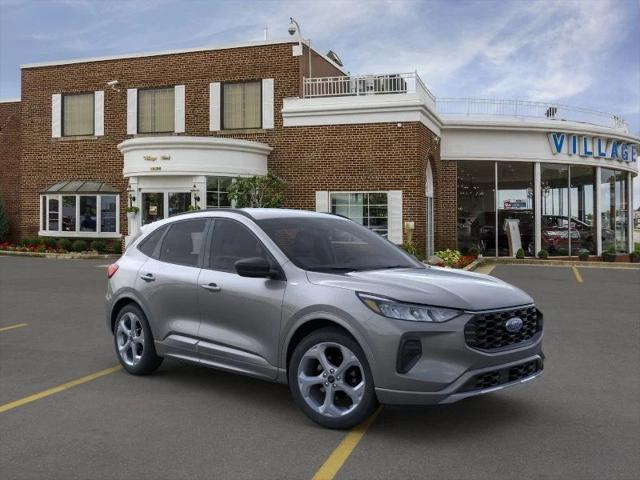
top-left (14, 41), bottom-right (445, 251)
top-left (0, 101), bottom-right (21, 242)
top-left (18, 42), bottom-right (302, 239)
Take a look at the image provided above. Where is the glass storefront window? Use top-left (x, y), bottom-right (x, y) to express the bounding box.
top-left (457, 161), bottom-right (496, 256)
top-left (168, 192), bottom-right (191, 217)
top-left (62, 196), bottom-right (76, 232)
top-left (497, 163), bottom-right (535, 256)
top-left (601, 169), bottom-right (628, 253)
top-left (570, 165), bottom-right (596, 254)
top-left (541, 164), bottom-right (570, 256)
top-left (79, 196), bottom-right (97, 232)
top-left (207, 176), bottom-right (233, 208)
top-left (100, 195), bottom-right (117, 233)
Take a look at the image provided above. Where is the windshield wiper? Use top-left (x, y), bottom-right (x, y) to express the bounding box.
top-left (306, 266), bottom-right (359, 273)
top-left (359, 265), bottom-right (413, 271)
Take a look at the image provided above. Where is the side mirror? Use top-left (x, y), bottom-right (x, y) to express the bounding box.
top-left (234, 257), bottom-right (274, 278)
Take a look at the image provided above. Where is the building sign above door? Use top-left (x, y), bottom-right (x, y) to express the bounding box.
top-left (548, 132), bottom-right (638, 163)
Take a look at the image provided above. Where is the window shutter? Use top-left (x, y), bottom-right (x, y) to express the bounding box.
top-left (262, 78), bottom-right (274, 129)
top-left (209, 82), bottom-right (221, 131)
top-left (94, 91), bottom-right (104, 136)
top-left (127, 88), bottom-right (137, 135)
top-left (174, 85), bottom-right (185, 133)
top-left (388, 190), bottom-right (403, 244)
top-left (315, 191), bottom-right (329, 212)
top-left (51, 94), bottom-right (61, 138)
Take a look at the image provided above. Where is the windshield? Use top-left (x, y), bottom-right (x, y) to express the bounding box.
top-left (257, 216), bottom-right (424, 273)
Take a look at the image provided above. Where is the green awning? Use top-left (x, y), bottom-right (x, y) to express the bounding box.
top-left (41, 180), bottom-right (119, 194)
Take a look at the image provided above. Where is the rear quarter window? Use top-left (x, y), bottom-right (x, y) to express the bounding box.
top-left (137, 225), bottom-right (167, 259)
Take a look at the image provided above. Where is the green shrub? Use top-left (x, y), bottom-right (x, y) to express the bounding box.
top-left (227, 173), bottom-right (286, 208)
top-left (577, 249), bottom-right (590, 261)
top-left (606, 245), bottom-right (616, 255)
top-left (20, 237), bottom-right (36, 247)
top-left (90, 240), bottom-right (107, 253)
top-left (401, 241), bottom-right (424, 260)
top-left (57, 238), bottom-right (73, 251)
top-left (435, 249), bottom-right (462, 267)
top-left (516, 248), bottom-right (525, 259)
top-left (537, 249), bottom-right (549, 259)
top-left (111, 241), bottom-right (122, 255)
top-left (71, 240), bottom-right (87, 252)
top-left (42, 237), bottom-right (58, 249)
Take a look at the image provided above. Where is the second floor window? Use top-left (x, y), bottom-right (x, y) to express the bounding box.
top-left (138, 87), bottom-right (175, 133)
top-left (223, 81), bottom-right (261, 130)
top-left (63, 93), bottom-right (94, 136)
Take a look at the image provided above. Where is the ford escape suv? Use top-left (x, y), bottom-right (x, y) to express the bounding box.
top-left (106, 209), bottom-right (544, 429)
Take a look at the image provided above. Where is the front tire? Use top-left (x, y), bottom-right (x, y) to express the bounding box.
top-left (113, 304), bottom-right (163, 375)
top-left (288, 327), bottom-right (378, 429)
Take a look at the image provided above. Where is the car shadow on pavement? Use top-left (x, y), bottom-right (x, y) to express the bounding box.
top-left (372, 393), bottom-right (550, 440)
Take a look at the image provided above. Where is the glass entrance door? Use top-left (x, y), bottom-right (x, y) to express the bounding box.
top-left (142, 192), bottom-right (165, 225)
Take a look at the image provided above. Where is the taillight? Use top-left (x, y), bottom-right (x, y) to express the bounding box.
top-left (107, 264), bottom-right (119, 279)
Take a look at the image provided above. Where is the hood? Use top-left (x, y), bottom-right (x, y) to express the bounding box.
top-left (307, 267), bottom-right (533, 311)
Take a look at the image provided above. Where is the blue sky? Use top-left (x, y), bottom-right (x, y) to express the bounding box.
top-left (1, 0), bottom-right (639, 205)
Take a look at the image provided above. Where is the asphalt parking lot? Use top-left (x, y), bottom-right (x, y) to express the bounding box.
top-left (1, 256), bottom-right (639, 480)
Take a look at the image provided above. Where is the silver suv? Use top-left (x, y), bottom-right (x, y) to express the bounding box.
top-left (106, 209), bottom-right (544, 429)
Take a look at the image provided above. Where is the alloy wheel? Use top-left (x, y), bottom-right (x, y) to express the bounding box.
top-left (297, 342), bottom-right (365, 418)
top-left (116, 312), bottom-right (145, 367)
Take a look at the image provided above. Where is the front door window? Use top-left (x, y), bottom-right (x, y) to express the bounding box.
top-left (142, 193), bottom-right (165, 225)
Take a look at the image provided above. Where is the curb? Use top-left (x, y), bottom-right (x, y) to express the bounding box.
top-left (492, 258), bottom-right (640, 269)
top-left (0, 250), bottom-right (119, 260)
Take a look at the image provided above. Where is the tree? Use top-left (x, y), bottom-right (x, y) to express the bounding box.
top-left (0, 195), bottom-right (9, 242)
top-left (227, 173), bottom-right (286, 208)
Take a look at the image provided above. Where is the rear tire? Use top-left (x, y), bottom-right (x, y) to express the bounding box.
top-left (289, 327), bottom-right (378, 429)
top-left (113, 304), bottom-right (163, 375)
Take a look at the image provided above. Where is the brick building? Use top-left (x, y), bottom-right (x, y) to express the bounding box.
top-left (1, 38), bottom-right (638, 257)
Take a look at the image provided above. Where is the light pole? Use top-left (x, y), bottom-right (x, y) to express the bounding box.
top-left (288, 17), bottom-right (312, 81)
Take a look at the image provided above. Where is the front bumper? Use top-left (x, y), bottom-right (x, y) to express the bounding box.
top-left (375, 353), bottom-right (544, 405)
top-left (356, 304), bottom-right (544, 405)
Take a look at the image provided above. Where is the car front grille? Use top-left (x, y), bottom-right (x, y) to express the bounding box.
top-left (460, 359), bottom-right (542, 392)
top-left (464, 305), bottom-right (542, 352)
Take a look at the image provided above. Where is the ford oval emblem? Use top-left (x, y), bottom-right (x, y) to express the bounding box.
top-left (505, 317), bottom-right (524, 333)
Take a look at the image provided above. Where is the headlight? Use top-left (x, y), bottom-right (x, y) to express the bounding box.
top-left (357, 293), bottom-right (462, 323)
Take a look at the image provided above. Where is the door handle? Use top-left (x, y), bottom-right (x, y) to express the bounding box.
top-left (140, 273), bottom-right (155, 282)
top-left (201, 283), bottom-right (221, 292)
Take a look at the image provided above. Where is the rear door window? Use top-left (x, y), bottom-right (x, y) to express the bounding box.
top-left (159, 219), bottom-right (208, 267)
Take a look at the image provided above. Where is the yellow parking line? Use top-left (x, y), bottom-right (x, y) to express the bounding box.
top-left (0, 365), bottom-right (122, 414)
top-left (0, 323), bottom-right (28, 333)
top-left (571, 266), bottom-right (583, 283)
top-left (312, 406), bottom-right (383, 480)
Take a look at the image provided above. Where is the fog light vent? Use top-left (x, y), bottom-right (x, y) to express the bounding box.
top-left (397, 337), bottom-right (422, 374)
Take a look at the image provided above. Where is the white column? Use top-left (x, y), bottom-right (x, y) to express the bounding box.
top-left (595, 167), bottom-right (602, 256)
top-left (534, 162), bottom-right (541, 256)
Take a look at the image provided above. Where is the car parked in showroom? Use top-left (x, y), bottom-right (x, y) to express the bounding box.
top-left (106, 209), bottom-right (544, 429)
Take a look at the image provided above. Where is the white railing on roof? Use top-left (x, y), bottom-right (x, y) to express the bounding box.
top-left (303, 72), bottom-right (436, 102)
top-left (436, 97), bottom-right (628, 132)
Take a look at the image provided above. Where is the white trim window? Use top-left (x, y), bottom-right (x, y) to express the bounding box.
top-left (330, 192), bottom-right (389, 237)
top-left (222, 81), bottom-right (262, 130)
top-left (39, 192), bottom-right (120, 238)
top-left (206, 176), bottom-right (233, 208)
